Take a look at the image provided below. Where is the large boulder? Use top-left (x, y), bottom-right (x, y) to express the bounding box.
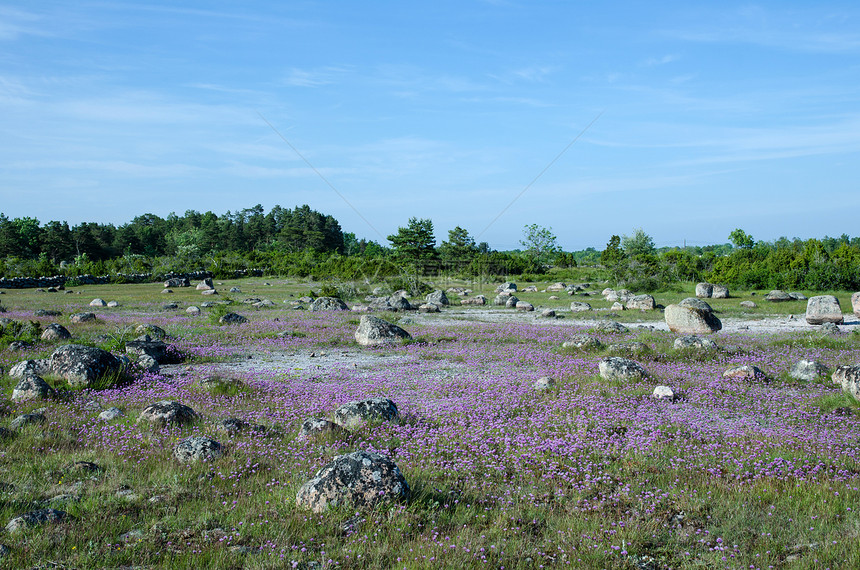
top-left (125, 338), bottom-right (170, 363)
top-left (598, 357), bottom-right (647, 381)
top-left (570, 301), bottom-right (592, 312)
top-left (89, 298), bottom-right (107, 307)
top-left (297, 417), bottom-right (347, 441)
top-left (196, 278), bottom-right (215, 291)
top-left (805, 295), bottom-right (844, 325)
top-left (354, 315), bottom-right (411, 346)
top-left (626, 294), bottom-right (656, 311)
top-left (723, 365), bottom-right (767, 381)
top-left (596, 320), bottom-right (628, 334)
top-left (333, 398), bottom-right (399, 430)
top-left (49, 344), bottom-right (124, 389)
top-left (665, 298), bottom-right (721, 334)
top-left (711, 284), bottom-right (730, 299)
top-left (164, 277), bottom-right (190, 288)
top-left (9, 359), bottom-right (51, 379)
top-left (504, 296), bottom-right (520, 309)
top-left (218, 312), bottom-right (247, 325)
top-left (695, 283), bottom-right (714, 298)
top-left (137, 400), bottom-right (198, 428)
top-left (295, 450), bottom-right (410, 513)
top-left (173, 436), bottom-right (222, 463)
top-left (11, 375), bottom-right (57, 403)
top-left (460, 295), bottom-right (486, 306)
top-left (496, 282), bottom-right (517, 293)
top-left (69, 312), bottom-right (96, 324)
top-left (562, 334), bottom-right (603, 350)
top-left (852, 292), bottom-right (860, 318)
top-left (546, 282), bottom-right (566, 292)
top-left (425, 290), bottom-right (449, 306)
top-left (833, 365), bottom-right (860, 399)
top-left (310, 297), bottom-right (349, 312)
top-left (515, 301), bottom-right (534, 312)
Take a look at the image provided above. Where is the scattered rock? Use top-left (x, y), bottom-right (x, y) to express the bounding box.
top-left (626, 294), bottom-right (656, 310)
top-left (196, 278), bottom-right (215, 291)
top-left (805, 295), bottom-right (844, 325)
top-left (533, 376), bottom-right (556, 391)
top-left (41, 323), bottom-right (71, 341)
top-left (34, 309), bottom-right (62, 317)
top-left (186, 306), bottom-right (201, 315)
top-left (137, 400), bottom-right (198, 428)
top-left (505, 296), bottom-right (520, 309)
top-left (425, 290), bottom-right (449, 306)
top-left (610, 301), bottom-right (625, 311)
top-left (89, 298), bottom-right (107, 307)
top-left (789, 360), bottom-right (829, 381)
top-left (295, 450), bottom-right (410, 513)
top-left (607, 342), bottom-right (651, 356)
top-left (8, 359), bottom-right (51, 378)
top-left (765, 290), bottom-right (792, 302)
top-left (569, 301), bottom-right (592, 312)
top-left (49, 344), bottom-right (124, 389)
top-left (789, 292), bottom-right (808, 301)
top-left (852, 292), bottom-right (860, 318)
top-left (515, 301), bottom-right (534, 312)
top-left (739, 300), bottom-right (757, 308)
top-left (11, 375), bottom-right (56, 403)
top-left (496, 282), bottom-right (517, 293)
top-left (833, 365), bottom-right (860, 399)
top-left (596, 320), bottom-right (629, 334)
top-left (297, 417), bottom-right (347, 440)
top-left (723, 365), bottom-right (767, 381)
top-left (333, 398), bottom-right (400, 430)
top-left (665, 298), bottom-right (721, 334)
top-left (107, 301), bottom-right (119, 308)
top-left (598, 357), bottom-right (647, 381)
top-left (539, 308), bottom-right (556, 318)
top-left (652, 385), bottom-right (676, 400)
top-left (673, 336), bottom-right (718, 350)
top-left (5, 508), bottom-right (68, 533)
top-left (219, 313), bottom-right (248, 325)
top-left (562, 334), bottom-right (603, 349)
top-left (69, 312), bottom-right (96, 323)
top-left (354, 315), bottom-right (411, 346)
top-left (712, 284), bottom-right (730, 298)
top-left (135, 324), bottom-right (167, 339)
top-left (821, 322), bottom-right (841, 335)
top-left (418, 303), bottom-right (440, 313)
top-left (174, 436), bottom-right (222, 463)
top-left (163, 302), bottom-right (180, 309)
top-left (460, 295), bottom-right (487, 305)
top-left (695, 283), bottom-right (714, 298)
top-left (310, 297), bottom-right (349, 312)
top-left (98, 407), bottom-right (125, 420)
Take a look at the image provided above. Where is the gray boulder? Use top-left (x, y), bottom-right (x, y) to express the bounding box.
top-left (98, 407), bottom-right (125, 421)
top-left (41, 323), bottom-right (71, 341)
top-left (125, 339), bottom-right (169, 363)
top-left (806, 295), bottom-right (844, 325)
top-left (539, 308), bottom-right (556, 318)
top-left (310, 297), bottom-right (349, 312)
top-left (562, 334), bottom-right (603, 349)
top-left (295, 450), bottom-right (410, 513)
top-left (135, 324), bottom-right (167, 339)
top-left (297, 417), bottom-right (346, 440)
top-left (460, 295), bottom-right (486, 305)
top-left (164, 277), bottom-right (190, 288)
top-left (740, 300), bottom-right (757, 308)
top-left (695, 283), bottom-right (713, 298)
top-left (765, 290), bottom-right (792, 302)
top-left (673, 336), bottom-right (718, 350)
top-left (69, 312), bottom-right (96, 323)
top-left (9, 359), bottom-right (51, 379)
top-left (652, 385), bottom-right (676, 400)
top-left (789, 360), bottom-right (829, 381)
top-left (10, 412), bottom-right (45, 430)
top-left (598, 357), bottom-right (647, 381)
top-left (418, 303), bottom-right (440, 313)
top-left (496, 282), bottom-right (517, 293)
top-left (607, 342), bottom-right (651, 356)
top-left (626, 294), bottom-right (656, 311)
top-left (354, 315), bottom-right (411, 346)
top-left (333, 398), bottom-right (399, 430)
top-left (723, 365), bottom-right (767, 381)
top-left (569, 301), bottom-right (592, 312)
top-left (173, 436), bottom-right (222, 463)
top-left (852, 292), bottom-right (860, 318)
top-left (11, 375), bottom-right (56, 403)
top-left (789, 292), bottom-right (808, 301)
top-left (533, 376), bottom-right (556, 391)
top-left (196, 278), bottom-right (215, 291)
top-left (596, 320), bottom-right (629, 334)
top-left (504, 296), bottom-right (520, 309)
top-left (665, 298), bottom-right (721, 334)
top-left (218, 312), bottom-right (247, 325)
top-left (425, 290), bottom-right (449, 306)
top-left (137, 400), bottom-right (198, 428)
top-left (49, 344), bottom-right (124, 389)
top-left (712, 284), bottom-right (730, 299)
top-left (833, 365), bottom-right (860, 399)
top-left (5, 509), bottom-right (68, 533)
top-left (89, 298), bottom-right (107, 307)
top-left (515, 301), bottom-right (534, 312)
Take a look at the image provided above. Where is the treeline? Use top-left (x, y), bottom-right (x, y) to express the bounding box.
top-left (3, 206), bottom-right (860, 292)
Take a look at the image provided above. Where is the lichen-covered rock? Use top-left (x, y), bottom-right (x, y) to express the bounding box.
top-left (354, 315), bottom-right (411, 346)
top-left (665, 298), bottom-right (722, 334)
top-left (310, 297), bottom-right (349, 312)
top-left (98, 407), bottom-right (125, 421)
top-left (515, 301), bottom-right (534, 312)
top-left (805, 295), bottom-right (844, 325)
top-left (765, 290), bottom-right (792, 302)
top-left (295, 450), bottom-right (410, 513)
top-left (533, 376), bottom-right (556, 391)
top-left (125, 339), bottom-right (169, 363)
top-left (711, 284), bottom-right (730, 299)
top-left (69, 312), bottom-right (96, 323)
top-left (297, 417), bottom-right (346, 440)
top-left (695, 283), bottom-right (714, 298)
top-left (196, 278), bottom-right (215, 291)
top-left (41, 323), bottom-right (71, 341)
top-left (49, 344), bottom-right (124, 389)
top-left (607, 342), bottom-right (651, 356)
top-left (852, 292), bottom-right (860, 318)
top-left (652, 385), bottom-right (676, 400)
top-left (833, 365), bottom-right (860, 399)
top-left (626, 294), bottom-right (656, 310)
top-left (11, 375), bottom-right (56, 403)
top-left (135, 324), bottom-right (167, 339)
top-left (569, 301), bottom-right (592, 312)
top-left (137, 400), bottom-right (198, 428)
top-left (418, 303), bottom-right (440, 313)
top-left (496, 282), bottom-right (517, 293)
top-left (333, 398), bottom-right (399, 430)
top-left (789, 360), bottom-right (829, 381)
top-left (424, 290), bottom-right (448, 306)
top-left (173, 436), bottom-right (222, 463)
top-left (89, 298), bottom-right (107, 307)
top-left (596, 320), bottom-right (628, 334)
top-left (598, 357), bottom-right (647, 381)
top-left (610, 301), bottom-right (625, 312)
top-left (8, 359), bottom-right (51, 379)
top-left (723, 365), bottom-right (767, 381)
top-left (460, 295), bottom-right (486, 305)
top-left (504, 296), bottom-right (520, 309)
top-left (136, 354), bottom-right (159, 373)
top-left (5, 508), bottom-right (67, 533)
top-left (218, 312), bottom-right (247, 325)
top-left (562, 334), bottom-right (603, 350)
top-left (740, 300), bottom-right (757, 308)
top-left (673, 336), bottom-right (718, 350)
top-left (539, 308), bottom-right (556, 318)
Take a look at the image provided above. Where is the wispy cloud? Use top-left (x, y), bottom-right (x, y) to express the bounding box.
top-left (0, 7), bottom-right (49, 41)
top-left (643, 54), bottom-right (680, 67)
top-left (283, 66), bottom-right (351, 87)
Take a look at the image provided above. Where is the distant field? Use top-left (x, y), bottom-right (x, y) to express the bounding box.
top-left (0, 278), bottom-right (859, 568)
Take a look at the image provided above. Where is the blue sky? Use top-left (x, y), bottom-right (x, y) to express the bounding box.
top-left (1, 1), bottom-right (859, 250)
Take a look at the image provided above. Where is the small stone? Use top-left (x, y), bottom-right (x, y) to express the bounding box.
top-left (174, 436), bottom-right (222, 463)
top-left (723, 365), bottom-right (767, 381)
top-left (533, 376), bottom-right (556, 391)
top-left (98, 407), bottom-right (125, 420)
top-left (219, 312), bottom-right (248, 325)
top-left (652, 385), bottom-right (676, 400)
top-left (598, 357), bottom-right (647, 381)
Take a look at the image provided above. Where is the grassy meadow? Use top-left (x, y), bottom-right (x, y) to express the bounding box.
top-left (0, 279), bottom-right (859, 569)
